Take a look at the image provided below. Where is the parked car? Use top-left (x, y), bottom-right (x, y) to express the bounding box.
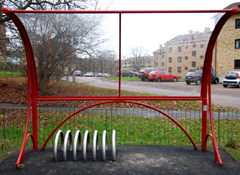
top-left (97, 73), bottom-right (103, 77)
top-left (138, 68), bottom-right (159, 81)
top-left (148, 71), bottom-right (179, 82)
top-left (84, 72), bottom-right (94, 77)
top-left (185, 70), bottom-right (219, 85)
top-left (103, 73), bottom-right (110, 77)
top-left (223, 71), bottom-right (240, 88)
top-left (73, 70), bottom-right (81, 76)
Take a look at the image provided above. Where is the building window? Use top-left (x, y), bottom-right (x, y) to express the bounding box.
top-left (200, 44), bottom-right (204, 48)
top-left (185, 56), bottom-right (188, 60)
top-left (185, 67), bottom-right (188, 70)
top-left (185, 46), bottom-right (188, 49)
top-left (192, 61), bottom-right (196, 67)
top-left (236, 19), bottom-right (240, 29)
top-left (177, 57), bottom-right (181, 62)
top-left (192, 43), bottom-right (196, 48)
top-left (200, 67), bottom-right (203, 70)
top-left (178, 67), bottom-right (181, 73)
top-left (178, 47), bottom-right (182, 52)
top-left (169, 57), bottom-right (172, 63)
top-left (155, 63), bottom-right (158, 66)
top-left (161, 62), bottom-right (164, 66)
top-left (235, 39), bottom-right (240, 49)
top-left (200, 55), bottom-right (204, 59)
top-left (169, 47), bottom-right (172, 53)
top-left (169, 67), bottom-right (172, 72)
top-left (192, 51), bottom-right (196, 56)
top-left (235, 60), bottom-right (240, 69)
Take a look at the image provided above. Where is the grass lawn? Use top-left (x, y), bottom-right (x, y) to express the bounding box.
top-left (106, 76), bottom-right (140, 81)
top-left (0, 71), bottom-right (21, 77)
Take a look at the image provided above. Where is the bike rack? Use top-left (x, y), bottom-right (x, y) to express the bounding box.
top-left (54, 130), bottom-right (116, 161)
top-left (3, 7), bottom-right (238, 168)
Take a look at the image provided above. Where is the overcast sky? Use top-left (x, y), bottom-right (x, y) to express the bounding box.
top-left (97, 0), bottom-right (238, 57)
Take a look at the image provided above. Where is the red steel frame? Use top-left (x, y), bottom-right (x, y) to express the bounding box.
top-left (2, 7), bottom-right (238, 168)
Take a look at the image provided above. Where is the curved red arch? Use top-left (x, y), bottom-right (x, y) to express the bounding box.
top-left (41, 100), bottom-right (198, 150)
top-left (16, 134), bottom-right (35, 168)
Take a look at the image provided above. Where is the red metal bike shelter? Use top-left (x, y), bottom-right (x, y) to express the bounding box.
top-left (2, 7), bottom-right (238, 168)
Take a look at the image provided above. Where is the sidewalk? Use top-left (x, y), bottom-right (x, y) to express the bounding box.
top-left (0, 145), bottom-right (239, 175)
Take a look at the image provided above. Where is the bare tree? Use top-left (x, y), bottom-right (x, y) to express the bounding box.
top-left (19, 12), bottom-right (105, 95)
top-left (0, 0), bottom-right (98, 63)
top-left (128, 46), bottom-right (149, 71)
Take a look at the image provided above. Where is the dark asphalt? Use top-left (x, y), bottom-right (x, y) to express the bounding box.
top-left (0, 145), bottom-right (240, 175)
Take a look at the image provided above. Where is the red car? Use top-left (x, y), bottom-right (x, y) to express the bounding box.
top-left (148, 71), bottom-right (179, 82)
top-left (138, 68), bottom-right (159, 81)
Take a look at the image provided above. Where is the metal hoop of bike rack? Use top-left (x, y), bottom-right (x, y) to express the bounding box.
top-left (63, 130), bottom-right (73, 161)
top-left (54, 130), bottom-right (116, 161)
top-left (92, 130), bottom-right (99, 161)
top-left (102, 130), bottom-right (107, 161)
top-left (112, 130), bottom-right (116, 161)
top-left (83, 130), bottom-right (90, 161)
top-left (53, 130), bottom-right (64, 161)
top-left (73, 130), bottom-right (81, 161)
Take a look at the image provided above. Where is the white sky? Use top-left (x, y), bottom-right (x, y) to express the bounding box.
top-left (97, 0), bottom-right (238, 57)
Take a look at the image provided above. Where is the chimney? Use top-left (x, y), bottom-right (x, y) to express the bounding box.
top-left (160, 44), bottom-right (162, 49)
top-left (194, 31), bottom-right (199, 36)
top-left (204, 27), bottom-right (210, 35)
top-left (189, 30), bottom-right (193, 35)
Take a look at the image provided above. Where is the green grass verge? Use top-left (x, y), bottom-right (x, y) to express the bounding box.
top-left (105, 76), bottom-right (140, 81)
top-left (224, 147), bottom-right (240, 162)
top-left (0, 71), bottom-right (21, 77)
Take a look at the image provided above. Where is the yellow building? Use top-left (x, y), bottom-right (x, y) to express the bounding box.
top-left (164, 28), bottom-right (211, 78)
top-left (212, 2), bottom-right (240, 77)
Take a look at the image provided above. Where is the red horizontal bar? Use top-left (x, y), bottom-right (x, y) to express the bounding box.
top-left (37, 96), bottom-right (202, 101)
top-left (3, 8), bottom-right (237, 14)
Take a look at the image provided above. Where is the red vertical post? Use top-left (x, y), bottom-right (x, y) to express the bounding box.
top-left (29, 46), bottom-right (38, 151)
top-left (118, 13), bottom-right (121, 97)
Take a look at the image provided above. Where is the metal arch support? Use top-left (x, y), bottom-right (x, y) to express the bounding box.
top-left (102, 130), bottom-right (107, 161)
top-left (42, 100), bottom-right (198, 150)
top-left (53, 130), bottom-right (64, 161)
top-left (73, 130), bottom-right (81, 161)
top-left (112, 130), bottom-right (116, 161)
top-left (83, 130), bottom-right (90, 160)
top-left (63, 130), bottom-right (73, 161)
top-left (92, 130), bottom-right (99, 161)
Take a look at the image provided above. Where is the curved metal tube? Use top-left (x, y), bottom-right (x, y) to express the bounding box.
top-left (102, 130), bottom-right (107, 161)
top-left (53, 130), bottom-right (64, 161)
top-left (92, 130), bottom-right (99, 161)
top-left (112, 130), bottom-right (116, 161)
top-left (63, 130), bottom-right (73, 161)
top-left (73, 130), bottom-right (81, 161)
top-left (83, 130), bottom-right (90, 160)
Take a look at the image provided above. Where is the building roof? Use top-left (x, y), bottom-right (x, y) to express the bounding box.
top-left (165, 30), bottom-right (212, 45)
top-left (224, 2), bottom-right (240, 9)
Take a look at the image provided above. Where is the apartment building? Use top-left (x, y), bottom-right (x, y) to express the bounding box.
top-left (153, 44), bottom-right (165, 71)
top-left (212, 2), bottom-right (240, 77)
top-left (164, 27), bottom-right (212, 78)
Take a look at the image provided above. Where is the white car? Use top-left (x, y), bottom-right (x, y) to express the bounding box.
top-left (223, 71), bottom-right (240, 88)
top-left (84, 72), bottom-right (94, 77)
top-left (103, 73), bottom-right (110, 77)
top-left (73, 70), bottom-right (81, 76)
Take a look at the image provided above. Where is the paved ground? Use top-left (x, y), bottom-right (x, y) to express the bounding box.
top-left (66, 77), bottom-right (240, 108)
top-left (0, 145), bottom-right (240, 175)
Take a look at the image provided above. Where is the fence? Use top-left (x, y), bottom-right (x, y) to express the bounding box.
top-left (0, 107), bottom-right (239, 148)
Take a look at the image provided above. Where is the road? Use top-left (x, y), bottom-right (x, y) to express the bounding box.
top-left (66, 77), bottom-right (240, 108)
